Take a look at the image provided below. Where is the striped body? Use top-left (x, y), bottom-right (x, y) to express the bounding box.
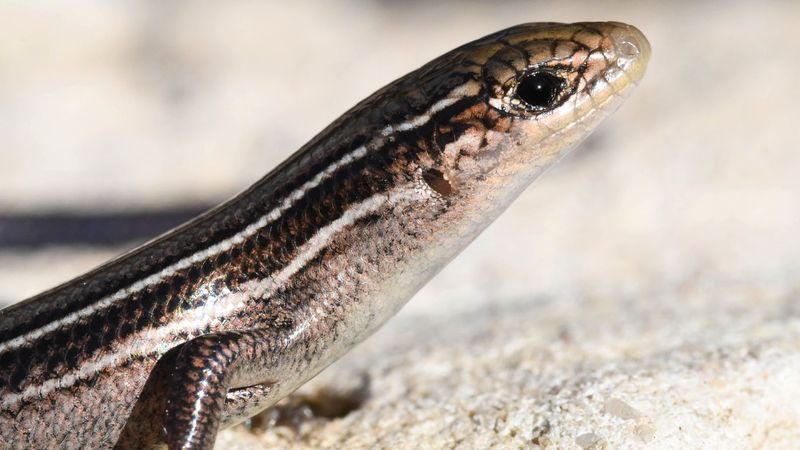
top-left (0, 22), bottom-right (649, 449)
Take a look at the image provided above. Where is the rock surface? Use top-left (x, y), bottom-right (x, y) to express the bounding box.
top-left (1, 1), bottom-right (799, 448)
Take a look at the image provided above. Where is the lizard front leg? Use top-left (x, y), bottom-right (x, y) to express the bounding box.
top-left (165, 329), bottom-right (283, 450)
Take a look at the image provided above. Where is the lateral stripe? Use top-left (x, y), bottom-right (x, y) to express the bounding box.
top-left (380, 97), bottom-right (459, 136)
top-left (0, 84), bottom-right (472, 354)
top-left (3, 185), bottom-right (421, 407)
top-left (0, 144), bottom-right (366, 353)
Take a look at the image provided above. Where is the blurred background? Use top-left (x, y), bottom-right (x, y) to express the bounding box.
top-left (1, 1), bottom-right (799, 448)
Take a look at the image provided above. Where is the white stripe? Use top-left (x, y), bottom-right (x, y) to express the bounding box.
top-left (0, 145), bottom-right (367, 353)
top-left (380, 97), bottom-right (459, 137)
top-left (3, 186), bottom-right (420, 407)
top-left (0, 85), bottom-right (468, 354)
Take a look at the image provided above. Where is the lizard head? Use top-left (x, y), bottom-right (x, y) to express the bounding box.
top-left (410, 22), bottom-right (650, 216)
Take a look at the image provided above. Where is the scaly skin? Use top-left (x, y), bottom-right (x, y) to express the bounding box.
top-left (0, 22), bottom-right (649, 449)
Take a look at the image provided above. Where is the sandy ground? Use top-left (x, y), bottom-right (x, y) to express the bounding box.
top-left (2, 1), bottom-right (800, 448)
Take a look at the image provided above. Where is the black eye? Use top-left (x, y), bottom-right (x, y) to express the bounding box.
top-left (515, 71), bottom-right (564, 109)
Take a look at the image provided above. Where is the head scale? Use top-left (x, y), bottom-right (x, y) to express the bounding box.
top-left (399, 22), bottom-right (650, 219)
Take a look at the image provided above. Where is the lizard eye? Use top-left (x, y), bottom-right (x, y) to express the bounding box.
top-left (515, 71), bottom-right (566, 110)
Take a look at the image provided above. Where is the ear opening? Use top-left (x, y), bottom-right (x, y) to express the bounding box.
top-left (423, 168), bottom-right (454, 197)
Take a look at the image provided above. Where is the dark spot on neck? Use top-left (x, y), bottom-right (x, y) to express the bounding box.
top-left (423, 168), bottom-right (454, 197)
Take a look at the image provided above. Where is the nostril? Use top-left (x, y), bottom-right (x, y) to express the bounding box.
top-left (609, 25), bottom-right (649, 61)
top-left (616, 38), bottom-right (640, 59)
